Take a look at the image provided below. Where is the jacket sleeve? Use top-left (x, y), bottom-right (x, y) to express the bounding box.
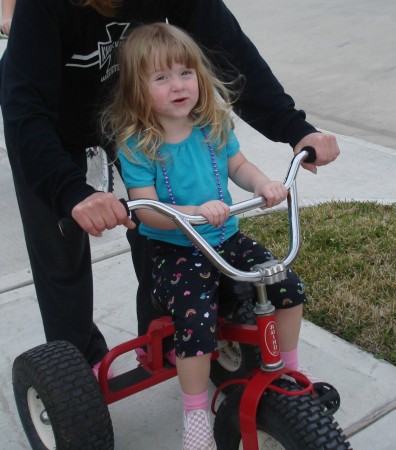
top-left (0, 0), bottom-right (95, 217)
top-left (168, 0), bottom-right (317, 147)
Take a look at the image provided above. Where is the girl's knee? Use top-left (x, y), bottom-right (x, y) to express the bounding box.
top-left (175, 325), bottom-right (217, 358)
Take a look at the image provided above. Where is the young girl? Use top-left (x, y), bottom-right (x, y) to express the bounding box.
top-left (104, 23), bottom-right (306, 450)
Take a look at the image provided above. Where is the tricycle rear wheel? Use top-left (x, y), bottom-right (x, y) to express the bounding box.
top-left (214, 379), bottom-right (351, 450)
top-left (12, 340), bottom-right (114, 450)
top-left (86, 146), bottom-right (114, 193)
top-left (210, 300), bottom-right (262, 394)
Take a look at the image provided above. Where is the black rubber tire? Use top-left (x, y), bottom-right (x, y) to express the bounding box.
top-left (214, 379), bottom-right (351, 450)
top-left (12, 340), bottom-right (114, 450)
top-left (210, 300), bottom-right (262, 394)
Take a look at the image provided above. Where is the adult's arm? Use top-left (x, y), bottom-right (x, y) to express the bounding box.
top-left (0, 0), bottom-right (95, 217)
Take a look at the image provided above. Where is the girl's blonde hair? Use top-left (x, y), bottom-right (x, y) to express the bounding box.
top-left (102, 22), bottom-right (237, 161)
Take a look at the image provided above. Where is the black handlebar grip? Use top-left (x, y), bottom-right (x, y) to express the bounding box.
top-left (119, 197), bottom-right (132, 219)
top-left (301, 146), bottom-right (317, 163)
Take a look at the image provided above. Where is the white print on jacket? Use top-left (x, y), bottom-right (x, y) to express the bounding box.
top-left (66, 22), bottom-right (130, 82)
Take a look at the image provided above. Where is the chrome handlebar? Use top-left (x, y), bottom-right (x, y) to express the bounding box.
top-left (124, 149), bottom-right (313, 284)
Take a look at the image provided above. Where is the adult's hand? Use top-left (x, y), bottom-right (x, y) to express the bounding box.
top-left (293, 132), bottom-right (340, 174)
top-left (72, 192), bottom-right (135, 237)
top-left (1, 18), bottom-right (12, 35)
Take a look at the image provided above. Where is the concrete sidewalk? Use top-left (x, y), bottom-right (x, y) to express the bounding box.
top-left (1, 1), bottom-right (396, 448)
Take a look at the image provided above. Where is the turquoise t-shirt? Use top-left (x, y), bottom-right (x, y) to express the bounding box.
top-left (119, 126), bottom-right (240, 247)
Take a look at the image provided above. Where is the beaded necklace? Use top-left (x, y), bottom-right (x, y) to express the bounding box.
top-left (157, 127), bottom-right (226, 247)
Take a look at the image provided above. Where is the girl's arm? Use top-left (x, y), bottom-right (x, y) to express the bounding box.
top-left (228, 151), bottom-right (287, 208)
top-left (128, 186), bottom-right (230, 229)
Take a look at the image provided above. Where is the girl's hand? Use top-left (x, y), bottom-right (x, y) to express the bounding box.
top-left (255, 181), bottom-right (288, 208)
top-left (196, 200), bottom-right (230, 227)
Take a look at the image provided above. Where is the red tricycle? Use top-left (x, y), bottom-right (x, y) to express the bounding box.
top-left (12, 149), bottom-right (351, 449)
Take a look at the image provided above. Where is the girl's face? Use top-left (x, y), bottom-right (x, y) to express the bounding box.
top-left (148, 60), bottom-right (199, 127)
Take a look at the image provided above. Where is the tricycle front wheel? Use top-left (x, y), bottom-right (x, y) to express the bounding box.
top-left (12, 340), bottom-right (114, 450)
top-left (214, 379), bottom-right (351, 450)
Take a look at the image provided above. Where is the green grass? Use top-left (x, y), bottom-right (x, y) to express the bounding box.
top-left (239, 201), bottom-right (396, 365)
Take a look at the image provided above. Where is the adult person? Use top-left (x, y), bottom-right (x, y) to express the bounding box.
top-left (0, 0), bottom-right (339, 375)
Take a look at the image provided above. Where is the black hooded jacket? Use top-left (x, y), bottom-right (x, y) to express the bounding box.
top-left (0, 0), bottom-right (316, 217)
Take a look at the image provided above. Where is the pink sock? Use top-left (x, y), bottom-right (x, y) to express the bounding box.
top-left (183, 389), bottom-right (209, 413)
top-left (281, 348), bottom-right (299, 370)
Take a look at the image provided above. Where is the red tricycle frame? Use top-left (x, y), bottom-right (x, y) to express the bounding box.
top-left (96, 149), bottom-right (316, 450)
